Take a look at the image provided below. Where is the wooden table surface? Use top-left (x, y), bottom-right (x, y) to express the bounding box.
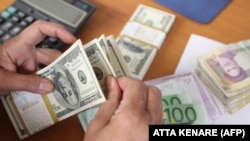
top-left (1, 0), bottom-right (250, 140)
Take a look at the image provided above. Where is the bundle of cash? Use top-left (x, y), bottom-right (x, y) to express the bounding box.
top-left (1, 35), bottom-right (131, 139)
top-left (145, 72), bottom-right (223, 124)
top-left (116, 4), bottom-right (176, 80)
top-left (195, 39), bottom-right (250, 114)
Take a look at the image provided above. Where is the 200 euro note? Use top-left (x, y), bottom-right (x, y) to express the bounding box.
top-left (1, 39), bottom-right (105, 139)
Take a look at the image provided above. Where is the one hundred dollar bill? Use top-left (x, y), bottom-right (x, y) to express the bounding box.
top-left (116, 36), bottom-right (157, 80)
top-left (83, 38), bottom-right (116, 92)
top-left (3, 39), bottom-right (106, 137)
top-left (106, 35), bottom-right (132, 78)
top-left (98, 34), bottom-right (110, 60)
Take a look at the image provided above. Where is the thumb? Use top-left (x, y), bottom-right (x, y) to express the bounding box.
top-left (87, 76), bottom-right (121, 131)
top-left (0, 69), bottom-right (54, 95)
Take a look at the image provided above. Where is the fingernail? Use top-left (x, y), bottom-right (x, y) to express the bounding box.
top-left (39, 79), bottom-right (54, 94)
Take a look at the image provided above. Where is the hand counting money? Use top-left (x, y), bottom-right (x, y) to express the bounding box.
top-left (1, 35), bottom-right (131, 139)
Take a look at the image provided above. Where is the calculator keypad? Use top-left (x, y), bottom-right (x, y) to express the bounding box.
top-left (0, 6), bottom-right (34, 42)
top-left (0, 5), bottom-right (62, 49)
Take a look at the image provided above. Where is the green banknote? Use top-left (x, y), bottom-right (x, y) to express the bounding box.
top-left (161, 94), bottom-right (210, 124)
top-left (162, 103), bottom-right (209, 125)
top-left (162, 93), bottom-right (190, 105)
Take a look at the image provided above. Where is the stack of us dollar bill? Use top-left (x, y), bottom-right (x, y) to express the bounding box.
top-left (1, 35), bottom-right (131, 139)
top-left (116, 4), bottom-right (176, 80)
top-left (195, 39), bottom-right (250, 114)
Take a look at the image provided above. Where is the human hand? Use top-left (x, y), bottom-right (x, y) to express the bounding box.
top-left (0, 20), bottom-right (76, 95)
top-left (84, 76), bottom-right (163, 141)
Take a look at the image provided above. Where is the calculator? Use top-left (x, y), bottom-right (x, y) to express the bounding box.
top-left (0, 0), bottom-right (95, 50)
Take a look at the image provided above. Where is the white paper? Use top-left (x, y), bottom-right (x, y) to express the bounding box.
top-left (175, 34), bottom-right (224, 75)
top-left (175, 34), bottom-right (250, 124)
top-left (120, 22), bottom-right (166, 49)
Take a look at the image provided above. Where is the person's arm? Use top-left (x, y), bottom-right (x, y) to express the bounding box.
top-left (84, 76), bottom-right (163, 141)
top-left (0, 20), bottom-right (76, 95)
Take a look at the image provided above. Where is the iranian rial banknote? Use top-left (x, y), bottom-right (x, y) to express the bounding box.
top-left (195, 39), bottom-right (250, 113)
top-left (196, 39), bottom-right (250, 95)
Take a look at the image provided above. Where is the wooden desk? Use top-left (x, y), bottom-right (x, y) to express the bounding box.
top-left (1, 0), bottom-right (250, 140)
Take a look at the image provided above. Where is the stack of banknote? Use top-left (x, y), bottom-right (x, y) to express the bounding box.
top-left (116, 4), bottom-right (176, 80)
top-left (195, 39), bottom-right (250, 114)
top-left (1, 35), bottom-right (131, 139)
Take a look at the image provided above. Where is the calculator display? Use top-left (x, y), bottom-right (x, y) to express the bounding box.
top-left (22, 0), bottom-right (87, 27)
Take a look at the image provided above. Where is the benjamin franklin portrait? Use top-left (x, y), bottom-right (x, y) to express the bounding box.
top-left (52, 64), bottom-right (80, 109)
